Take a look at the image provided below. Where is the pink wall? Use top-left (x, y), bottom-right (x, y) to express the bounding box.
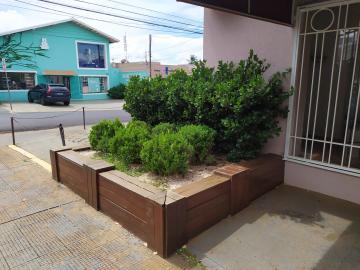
top-left (203, 8), bottom-right (294, 155)
top-left (203, 7), bottom-right (360, 205)
top-left (285, 162), bottom-right (360, 205)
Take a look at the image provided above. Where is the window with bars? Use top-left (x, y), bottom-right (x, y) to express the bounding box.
top-left (288, 2), bottom-right (360, 173)
top-left (0, 72), bottom-right (35, 90)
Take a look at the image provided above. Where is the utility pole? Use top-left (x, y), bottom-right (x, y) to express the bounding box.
top-left (145, 51), bottom-right (148, 64)
top-left (123, 34), bottom-right (128, 62)
top-left (2, 58), bottom-right (12, 112)
top-left (149, 34), bottom-right (152, 78)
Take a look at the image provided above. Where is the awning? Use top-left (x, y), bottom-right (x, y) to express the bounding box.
top-left (177, 0), bottom-right (294, 26)
top-left (43, 70), bottom-right (75, 76)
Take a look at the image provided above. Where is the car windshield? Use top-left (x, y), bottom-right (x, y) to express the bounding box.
top-left (48, 84), bottom-right (65, 87)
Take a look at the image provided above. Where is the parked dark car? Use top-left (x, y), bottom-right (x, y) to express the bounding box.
top-left (28, 83), bottom-right (71, 106)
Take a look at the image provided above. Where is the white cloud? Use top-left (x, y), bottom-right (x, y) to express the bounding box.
top-left (0, 0), bottom-right (203, 64)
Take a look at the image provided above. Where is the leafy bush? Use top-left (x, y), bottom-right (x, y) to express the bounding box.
top-left (89, 119), bottom-right (124, 153)
top-left (107, 83), bottom-right (126, 99)
top-left (140, 133), bottom-right (193, 176)
top-left (109, 120), bottom-right (151, 164)
top-left (125, 70), bottom-right (189, 125)
top-left (124, 50), bottom-right (292, 160)
top-left (152, 123), bottom-right (177, 136)
top-left (178, 124), bottom-right (216, 163)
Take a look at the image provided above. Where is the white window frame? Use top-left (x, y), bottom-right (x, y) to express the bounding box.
top-left (0, 70), bottom-right (37, 91)
top-left (79, 74), bottom-right (109, 94)
top-left (75, 40), bottom-right (108, 70)
top-left (284, 0), bottom-right (360, 177)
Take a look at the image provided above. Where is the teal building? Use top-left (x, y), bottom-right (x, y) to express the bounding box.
top-left (0, 18), bottom-right (124, 102)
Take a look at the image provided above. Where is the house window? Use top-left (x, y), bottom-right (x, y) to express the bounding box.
top-left (80, 76), bottom-right (107, 93)
top-left (0, 72), bottom-right (35, 90)
top-left (77, 42), bottom-right (106, 69)
top-left (288, 3), bottom-right (360, 173)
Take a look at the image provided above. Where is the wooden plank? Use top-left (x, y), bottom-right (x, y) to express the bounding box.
top-left (164, 191), bottom-right (187, 257)
top-left (175, 175), bottom-right (229, 197)
top-left (99, 176), bottom-right (155, 222)
top-left (230, 171), bottom-right (251, 214)
top-left (100, 171), bottom-right (158, 198)
top-left (186, 181), bottom-right (230, 210)
top-left (58, 150), bottom-right (89, 166)
top-left (58, 156), bottom-right (88, 200)
top-left (50, 150), bottom-right (58, 181)
top-left (107, 170), bottom-right (160, 194)
top-left (187, 192), bottom-right (229, 221)
top-left (152, 202), bottom-right (165, 257)
top-left (186, 194), bottom-right (230, 239)
top-left (49, 147), bottom-right (72, 181)
top-left (99, 196), bottom-right (151, 242)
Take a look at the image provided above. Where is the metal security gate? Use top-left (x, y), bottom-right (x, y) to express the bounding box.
top-left (287, 1), bottom-right (360, 174)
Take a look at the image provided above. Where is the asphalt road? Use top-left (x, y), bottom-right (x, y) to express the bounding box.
top-left (0, 109), bottom-right (132, 132)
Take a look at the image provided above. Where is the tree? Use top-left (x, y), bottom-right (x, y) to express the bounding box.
top-left (188, 54), bottom-right (198, 65)
top-left (0, 34), bottom-right (46, 68)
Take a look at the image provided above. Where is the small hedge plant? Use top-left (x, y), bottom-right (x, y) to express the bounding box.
top-left (89, 118), bottom-right (123, 153)
top-left (107, 83), bottom-right (126, 99)
top-left (152, 122), bottom-right (177, 136)
top-left (140, 133), bottom-right (193, 176)
top-left (89, 120), bottom-right (216, 176)
top-left (124, 50), bottom-right (292, 161)
top-left (110, 120), bottom-right (151, 164)
top-left (178, 125), bottom-right (216, 164)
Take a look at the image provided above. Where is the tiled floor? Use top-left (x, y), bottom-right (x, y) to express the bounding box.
top-left (0, 147), bottom-right (193, 269)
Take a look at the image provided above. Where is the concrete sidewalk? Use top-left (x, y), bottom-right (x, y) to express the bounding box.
top-left (0, 100), bottom-right (124, 113)
top-left (0, 126), bottom-right (90, 163)
top-left (187, 185), bottom-right (360, 270)
top-left (0, 147), bottom-right (195, 269)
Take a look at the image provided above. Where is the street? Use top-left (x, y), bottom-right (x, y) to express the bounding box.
top-left (0, 101), bottom-right (131, 132)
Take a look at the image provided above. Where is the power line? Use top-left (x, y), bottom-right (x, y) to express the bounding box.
top-left (104, 0), bottom-right (202, 24)
top-left (71, 0), bottom-right (202, 30)
top-left (26, 0), bottom-right (203, 34)
top-left (6, 1), bottom-right (201, 35)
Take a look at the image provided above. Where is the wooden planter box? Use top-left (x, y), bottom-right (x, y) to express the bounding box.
top-left (50, 147), bottom-right (284, 257)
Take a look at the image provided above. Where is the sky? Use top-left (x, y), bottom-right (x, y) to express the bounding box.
top-left (0, 0), bottom-right (204, 64)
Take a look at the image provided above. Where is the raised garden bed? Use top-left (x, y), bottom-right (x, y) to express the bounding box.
top-left (50, 146), bottom-right (284, 257)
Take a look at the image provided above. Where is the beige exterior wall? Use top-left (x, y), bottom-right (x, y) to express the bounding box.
top-left (203, 7), bottom-right (360, 205)
top-left (113, 62), bottom-right (193, 77)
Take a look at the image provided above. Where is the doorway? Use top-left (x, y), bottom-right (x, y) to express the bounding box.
top-left (48, 75), bottom-right (71, 90)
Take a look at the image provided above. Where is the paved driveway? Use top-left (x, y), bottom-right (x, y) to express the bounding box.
top-left (0, 147), bottom-right (193, 269)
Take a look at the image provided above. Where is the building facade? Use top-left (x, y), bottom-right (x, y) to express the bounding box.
top-left (113, 61), bottom-right (194, 81)
top-left (0, 19), bottom-right (123, 102)
top-left (179, 0), bottom-right (360, 205)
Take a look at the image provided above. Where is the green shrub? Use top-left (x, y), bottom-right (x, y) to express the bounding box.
top-left (108, 83), bottom-right (126, 99)
top-left (178, 125), bottom-right (216, 164)
top-left (89, 119), bottom-right (124, 153)
top-left (110, 120), bottom-right (151, 164)
top-left (152, 123), bottom-right (177, 136)
top-left (140, 133), bottom-right (193, 176)
top-left (124, 50), bottom-right (292, 161)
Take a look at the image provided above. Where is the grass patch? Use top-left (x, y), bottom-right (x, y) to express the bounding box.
top-left (177, 247), bottom-right (207, 270)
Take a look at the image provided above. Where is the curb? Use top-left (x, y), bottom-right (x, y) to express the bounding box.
top-left (8, 145), bottom-right (51, 172)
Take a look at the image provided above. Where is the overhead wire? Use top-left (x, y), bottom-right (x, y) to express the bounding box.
top-left (25, 0), bottom-right (203, 34)
top-left (104, 0), bottom-right (202, 24)
top-left (6, 1), bottom-right (201, 35)
top-left (71, 0), bottom-right (203, 30)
